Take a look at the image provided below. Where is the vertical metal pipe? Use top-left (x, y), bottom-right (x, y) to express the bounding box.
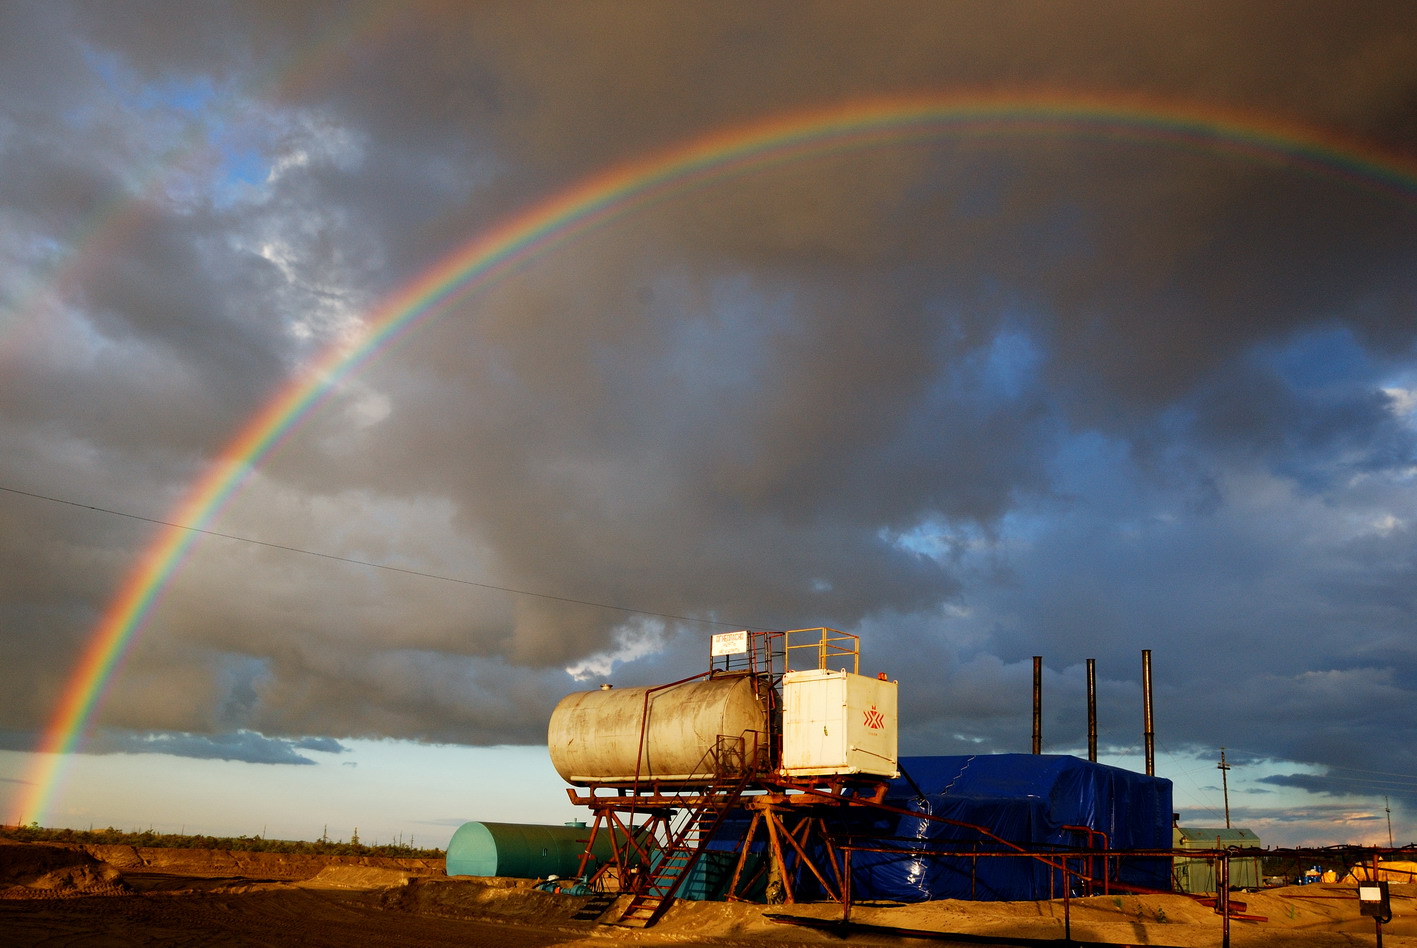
top-left (1218, 850), bottom-right (1231, 948)
top-left (842, 849), bottom-right (853, 923)
top-left (1373, 851), bottom-right (1385, 948)
top-left (1032, 656), bottom-right (1042, 754)
top-left (1142, 649), bottom-right (1155, 777)
top-left (1086, 658), bottom-right (1097, 762)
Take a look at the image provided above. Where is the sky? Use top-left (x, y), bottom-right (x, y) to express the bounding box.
top-left (1, 1), bottom-right (1416, 850)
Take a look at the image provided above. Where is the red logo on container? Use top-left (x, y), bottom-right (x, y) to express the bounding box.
top-left (863, 705), bottom-right (885, 729)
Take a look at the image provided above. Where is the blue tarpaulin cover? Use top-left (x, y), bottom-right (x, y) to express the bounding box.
top-left (846, 754), bottom-right (1173, 902)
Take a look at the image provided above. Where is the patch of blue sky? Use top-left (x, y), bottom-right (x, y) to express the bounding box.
top-left (880, 320), bottom-right (1061, 559)
top-left (1246, 325), bottom-right (1417, 486)
top-left (130, 73), bottom-right (222, 116)
top-left (915, 302), bottom-right (1048, 407)
top-left (1257, 324), bottom-right (1371, 391)
top-left (1377, 359), bottom-right (1417, 434)
top-left (86, 50), bottom-right (276, 203)
top-left (1046, 428), bottom-right (1140, 501)
top-left (74, 44), bottom-right (196, 134)
top-left (203, 118), bottom-right (278, 206)
top-left (881, 502), bottom-right (1065, 582)
top-left (67, 43), bottom-right (128, 126)
top-left (216, 143), bottom-right (271, 189)
top-left (878, 318), bottom-right (1020, 449)
top-left (881, 518), bottom-right (989, 561)
top-left (977, 325), bottom-right (1044, 401)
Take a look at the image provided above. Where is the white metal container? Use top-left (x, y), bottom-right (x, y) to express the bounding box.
top-left (780, 668), bottom-right (898, 778)
top-left (548, 674), bottom-right (768, 785)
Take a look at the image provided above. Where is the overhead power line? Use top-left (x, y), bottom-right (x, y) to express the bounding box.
top-left (1213, 747), bottom-right (1417, 791)
top-left (0, 483), bottom-right (753, 630)
top-left (1324, 764), bottom-right (1417, 783)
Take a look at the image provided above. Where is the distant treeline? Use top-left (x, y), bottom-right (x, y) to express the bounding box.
top-left (0, 823), bottom-right (444, 858)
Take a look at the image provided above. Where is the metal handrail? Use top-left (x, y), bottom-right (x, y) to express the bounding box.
top-left (783, 627), bottom-right (860, 674)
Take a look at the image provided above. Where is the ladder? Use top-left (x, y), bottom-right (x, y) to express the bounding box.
top-left (614, 771), bottom-right (753, 928)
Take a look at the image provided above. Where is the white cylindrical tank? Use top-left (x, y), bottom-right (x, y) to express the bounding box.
top-left (548, 674), bottom-right (768, 785)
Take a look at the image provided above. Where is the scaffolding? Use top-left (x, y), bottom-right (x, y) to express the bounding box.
top-left (566, 628), bottom-right (899, 926)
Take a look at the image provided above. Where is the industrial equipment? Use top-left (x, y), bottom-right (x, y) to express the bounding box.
top-left (446, 820), bottom-right (617, 879)
top-left (1173, 824), bottom-right (1262, 893)
top-left (548, 627), bottom-right (901, 927)
top-left (780, 667), bottom-right (897, 778)
top-left (548, 675), bottom-right (769, 785)
top-left (546, 630), bottom-right (1173, 929)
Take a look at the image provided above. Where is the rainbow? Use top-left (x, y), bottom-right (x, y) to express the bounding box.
top-left (18, 91), bottom-right (1417, 825)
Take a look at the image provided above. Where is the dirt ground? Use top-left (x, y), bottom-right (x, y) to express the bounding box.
top-left (2, 838), bottom-right (1415, 947)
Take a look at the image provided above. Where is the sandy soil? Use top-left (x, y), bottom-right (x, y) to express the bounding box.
top-left (2, 838), bottom-right (1415, 947)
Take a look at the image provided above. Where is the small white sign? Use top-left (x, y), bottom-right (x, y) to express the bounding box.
top-left (1359, 886), bottom-right (1381, 902)
top-left (711, 630), bottom-right (749, 656)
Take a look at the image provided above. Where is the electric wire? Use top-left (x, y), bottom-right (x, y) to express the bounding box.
top-left (1323, 764), bottom-right (1417, 784)
top-left (0, 483), bottom-right (757, 631)
top-left (1218, 745), bottom-right (1417, 791)
top-left (1170, 742), bottom-right (1417, 818)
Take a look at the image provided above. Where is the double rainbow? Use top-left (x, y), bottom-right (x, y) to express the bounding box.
top-left (18, 91), bottom-right (1417, 826)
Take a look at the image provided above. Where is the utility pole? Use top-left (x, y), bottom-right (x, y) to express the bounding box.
top-left (1386, 797), bottom-right (1393, 847)
top-left (1218, 747), bottom-right (1232, 829)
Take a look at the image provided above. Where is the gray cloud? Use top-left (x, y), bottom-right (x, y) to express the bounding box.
top-left (91, 730), bottom-right (348, 765)
top-left (0, 728), bottom-right (348, 766)
top-left (2, 2), bottom-right (1416, 836)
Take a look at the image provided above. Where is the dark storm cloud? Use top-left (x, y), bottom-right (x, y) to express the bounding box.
top-left (0, 727), bottom-right (347, 765)
top-left (1261, 771), bottom-right (1417, 801)
top-left (86, 730), bottom-right (347, 765)
top-left (2, 1), bottom-right (1417, 839)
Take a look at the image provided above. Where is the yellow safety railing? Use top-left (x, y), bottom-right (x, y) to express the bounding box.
top-left (783, 627), bottom-right (859, 674)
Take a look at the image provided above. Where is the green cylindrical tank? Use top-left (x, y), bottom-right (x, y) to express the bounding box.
top-left (444, 821), bottom-right (614, 879)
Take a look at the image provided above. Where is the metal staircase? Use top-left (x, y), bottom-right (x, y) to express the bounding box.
top-left (569, 891), bottom-right (617, 922)
top-left (614, 767), bottom-right (755, 928)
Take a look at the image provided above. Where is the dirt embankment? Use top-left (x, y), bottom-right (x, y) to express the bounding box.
top-left (0, 838), bottom-right (440, 898)
top-left (0, 838), bottom-right (127, 898)
top-left (81, 843), bottom-right (441, 880)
